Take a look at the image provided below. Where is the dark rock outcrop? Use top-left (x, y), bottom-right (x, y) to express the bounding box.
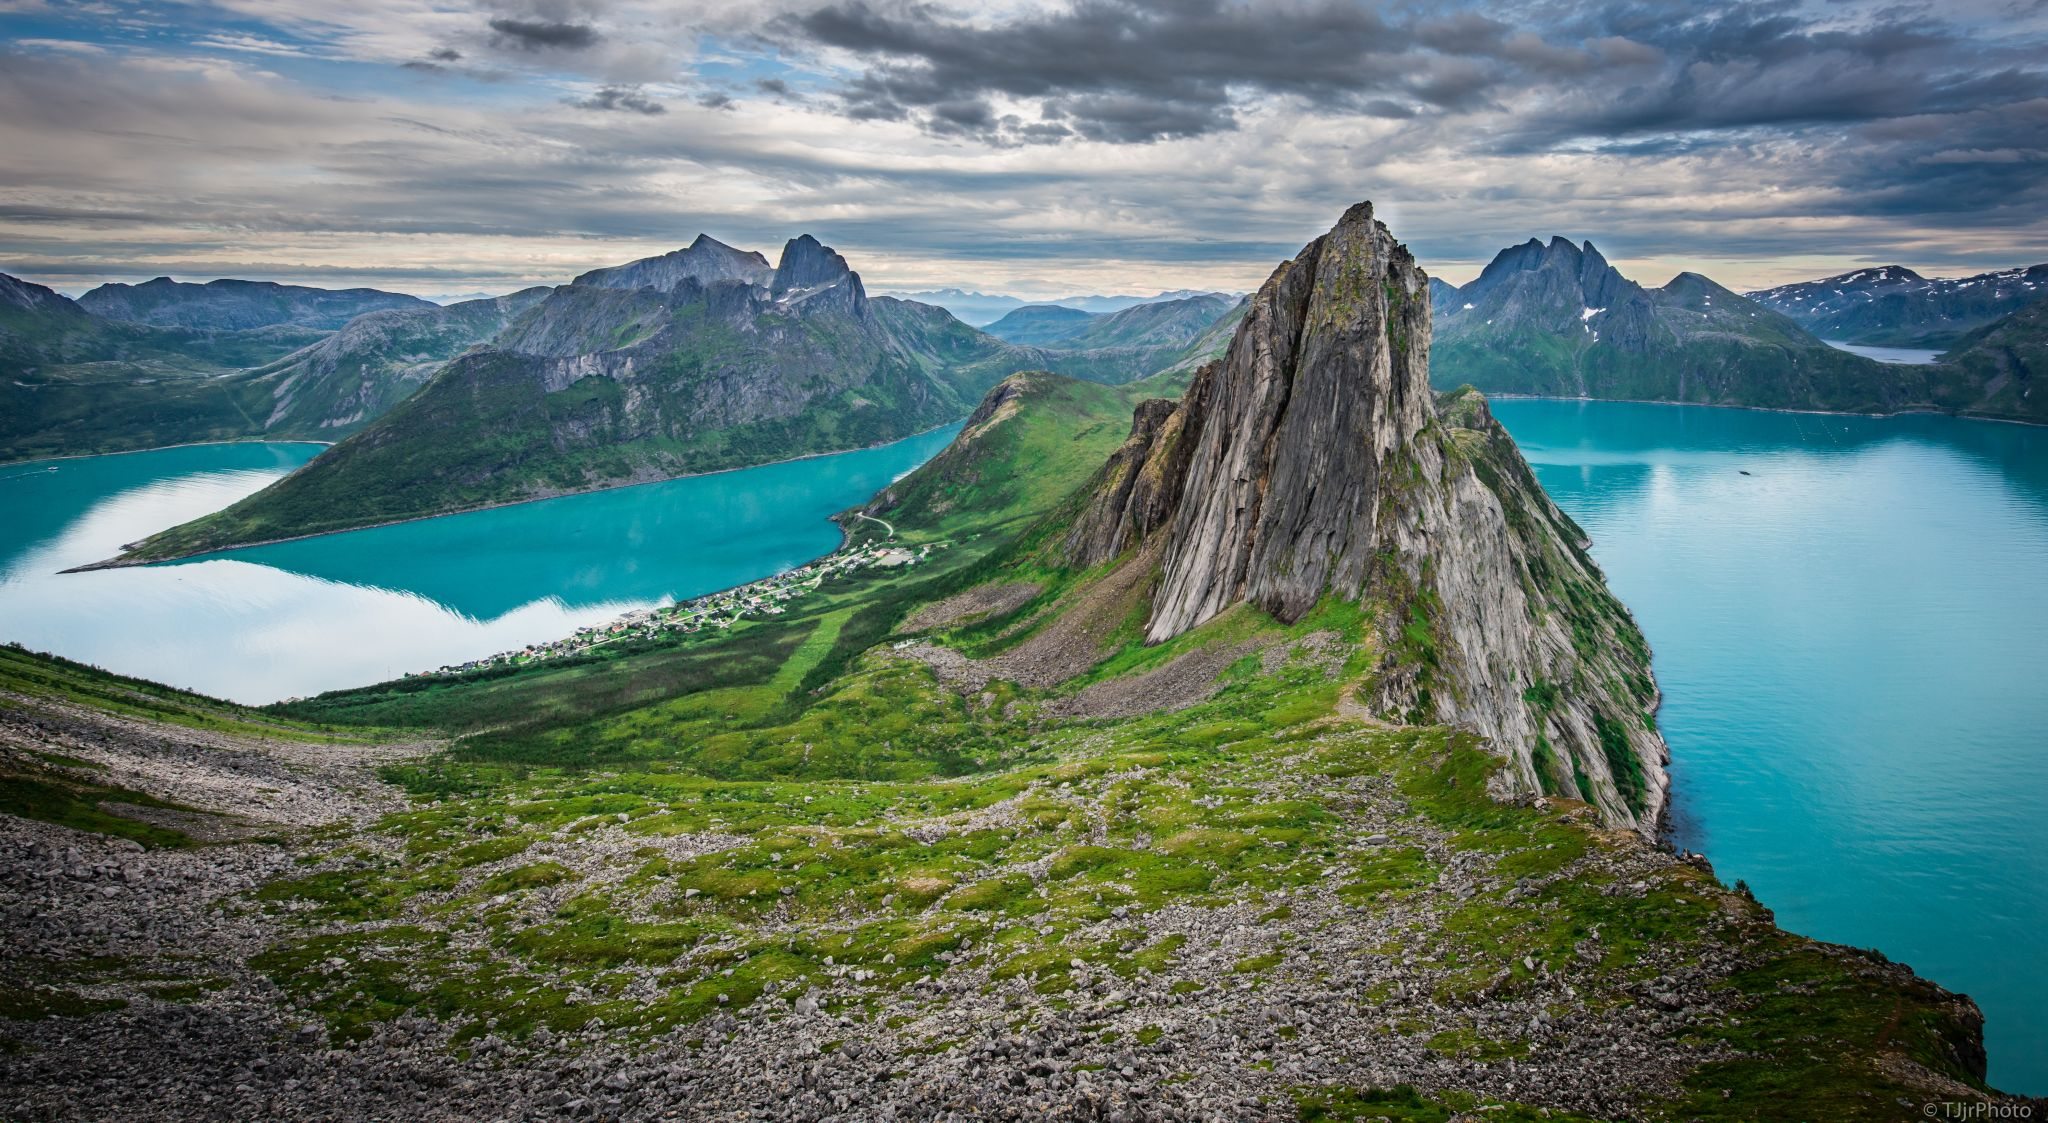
top-left (1068, 202), bottom-right (1670, 832)
top-left (1064, 395), bottom-right (1192, 568)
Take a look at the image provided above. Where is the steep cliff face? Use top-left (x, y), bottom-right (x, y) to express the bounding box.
top-left (1068, 202), bottom-right (1669, 831)
top-left (252, 287), bottom-right (552, 435)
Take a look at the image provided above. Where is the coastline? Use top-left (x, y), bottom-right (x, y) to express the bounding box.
top-left (62, 421), bottom-right (964, 573)
top-left (1474, 391), bottom-right (2048, 429)
top-left (0, 436), bottom-right (336, 470)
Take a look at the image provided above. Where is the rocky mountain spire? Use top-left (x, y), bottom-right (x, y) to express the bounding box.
top-left (1146, 201), bottom-right (1433, 637)
top-left (1065, 201), bottom-right (1670, 832)
top-left (772, 234), bottom-right (866, 315)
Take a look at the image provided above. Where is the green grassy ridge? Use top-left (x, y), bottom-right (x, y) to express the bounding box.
top-left (236, 603), bottom-right (1990, 1115)
top-left (0, 644), bottom-right (389, 744)
top-left (860, 371), bottom-right (1141, 541)
top-left (266, 370), bottom-right (1152, 757)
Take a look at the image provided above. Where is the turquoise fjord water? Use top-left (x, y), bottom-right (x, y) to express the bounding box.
top-left (1491, 398), bottom-right (2048, 1095)
top-left (0, 426), bottom-right (959, 705)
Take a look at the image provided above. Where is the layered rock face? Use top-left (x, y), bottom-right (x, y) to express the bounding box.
top-left (1070, 202), bottom-right (1670, 832)
top-left (250, 287), bottom-right (554, 435)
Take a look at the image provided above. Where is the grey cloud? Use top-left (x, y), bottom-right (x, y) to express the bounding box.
top-left (571, 85), bottom-right (666, 114)
top-left (771, 0), bottom-right (2048, 165)
top-left (430, 47), bottom-right (462, 62)
top-left (780, 0), bottom-right (1426, 143)
top-left (2, 10), bottom-right (2044, 301)
top-left (488, 17), bottom-right (599, 52)
top-left (755, 78), bottom-right (789, 95)
top-left (697, 92), bottom-right (734, 110)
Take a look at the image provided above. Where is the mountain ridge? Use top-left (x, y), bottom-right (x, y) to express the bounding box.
top-left (1749, 262), bottom-right (2048, 347)
top-left (107, 236), bottom-right (1211, 561)
top-left (1431, 238), bottom-right (1931, 414)
top-left (78, 276), bottom-right (433, 331)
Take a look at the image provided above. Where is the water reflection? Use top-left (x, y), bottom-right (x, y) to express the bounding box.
top-left (0, 428), bottom-right (959, 704)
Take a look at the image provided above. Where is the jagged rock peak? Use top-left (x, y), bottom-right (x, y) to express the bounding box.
top-left (773, 235), bottom-right (853, 291)
top-left (772, 234), bottom-right (866, 315)
top-left (1065, 200), bottom-right (1670, 833)
top-left (1146, 199), bottom-right (1433, 639)
top-left (572, 235), bottom-right (773, 292)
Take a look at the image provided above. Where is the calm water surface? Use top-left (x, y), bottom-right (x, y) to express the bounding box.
top-left (0, 427), bottom-right (958, 704)
top-left (1493, 398), bottom-right (2048, 1094)
top-left (1824, 339), bottom-right (1944, 364)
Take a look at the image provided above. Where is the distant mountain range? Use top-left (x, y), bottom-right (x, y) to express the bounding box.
top-left (78, 277), bottom-right (432, 331)
top-left (1432, 237), bottom-right (1905, 412)
top-left (12, 223), bottom-right (2047, 547)
top-left (982, 294), bottom-right (1239, 350)
top-left (0, 271), bottom-right (551, 462)
top-left (1433, 237), bottom-right (2047, 423)
top-left (1747, 263), bottom-right (2048, 347)
top-left (106, 237), bottom-right (1241, 561)
top-left (880, 287), bottom-right (1237, 325)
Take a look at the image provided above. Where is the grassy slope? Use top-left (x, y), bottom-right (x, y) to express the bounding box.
top-left (6, 380), bottom-right (2004, 1115)
top-left (273, 371), bottom-right (1143, 752)
top-left (1924, 299), bottom-right (2048, 424)
top-left (0, 644), bottom-right (396, 848)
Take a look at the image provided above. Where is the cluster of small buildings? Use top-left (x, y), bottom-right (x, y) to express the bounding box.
top-left (413, 540), bottom-right (939, 679)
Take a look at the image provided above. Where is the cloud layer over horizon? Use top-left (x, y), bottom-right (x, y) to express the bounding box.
top-left (2, 0), bottom-right (2044, 299)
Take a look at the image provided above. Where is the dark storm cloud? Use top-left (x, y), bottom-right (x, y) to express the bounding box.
top-left (773, 0), bottom-right (2048, 156)
top-left (1496, 6), bottom-right (2048, 150)
top-left (488, 17), bottom-right (600, 52)
top-left (572, 85), bottom-right (666, 114)
top-left (779, 0), bottom-right (1444, 142)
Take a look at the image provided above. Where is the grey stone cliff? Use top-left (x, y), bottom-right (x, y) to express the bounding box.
top-left (1067, 201), bottom-right (1670, 832)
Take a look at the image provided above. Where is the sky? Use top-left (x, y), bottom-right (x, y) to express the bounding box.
top-left (2, 0), bottom-right (2045, 301)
